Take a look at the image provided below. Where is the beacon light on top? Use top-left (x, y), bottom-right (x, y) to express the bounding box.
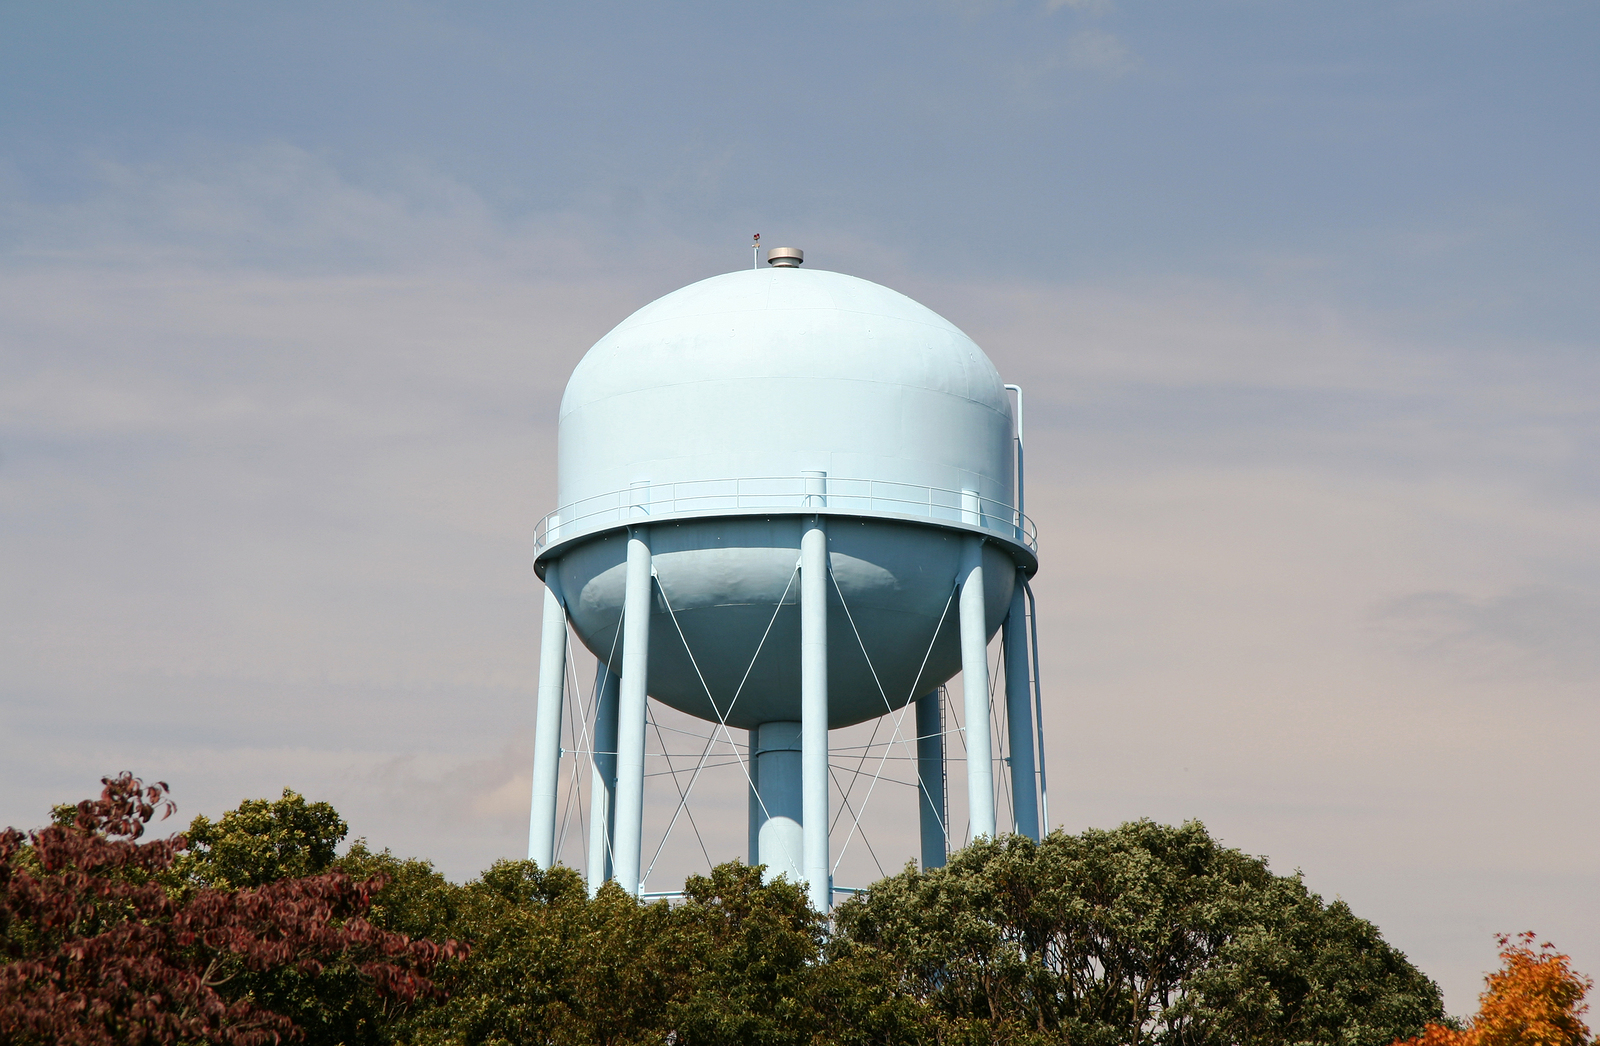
top-left (527, 248), bottom-right (1048, 913)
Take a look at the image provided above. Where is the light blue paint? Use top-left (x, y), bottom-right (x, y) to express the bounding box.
top-left (586, 662), bottom-right (619, 895)
top-left (611, 529), bottom-right (653, 895)
top-left (754, 720), bottom-right (803, 886)
top-left (534, 264), bottom-right (1040, 898)
top-left (527, 584), bottom-right (566, 867)
top-left (800, 515), bottom-right (830, 912)
top-left (1003, 575), bottom-right (1039, 841)
top-left (958, 536), bottom-right (995, 840)
top-left (916, 689), bottom-right (947, 870)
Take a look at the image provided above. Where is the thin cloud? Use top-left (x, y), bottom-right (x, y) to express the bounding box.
top-left (1063, 28), bottom-right (1138, 77)
top-left (1371, 586), bottom-right (1600, 682)
top-left (1, 149), bottom-right (1596, 1011)
top-left (1046, 0), bottom-right (1114, 14)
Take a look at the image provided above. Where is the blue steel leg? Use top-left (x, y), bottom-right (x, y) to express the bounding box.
top-left (528, 582), bottom-right (567, 867)
top-left (748, 728), bottom-right (762, 866)
top-left (1003, 573), bottom-right (1039, 840)
top-left (586, 662), bottom-right (620, 894)
top-left (916, 689), bottom-right (947, 869)
top-left (611, 528), bottom-right (652, 896)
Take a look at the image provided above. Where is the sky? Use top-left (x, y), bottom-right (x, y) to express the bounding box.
top-left (2, 0), bottom-right (1597, 1014)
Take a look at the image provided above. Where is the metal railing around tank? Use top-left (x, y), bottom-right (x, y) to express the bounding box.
top-left (534, 475), bottom-right (1037, 554)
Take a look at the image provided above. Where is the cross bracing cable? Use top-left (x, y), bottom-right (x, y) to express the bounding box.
top-left (828, 764), bottom-right (886, 879)
top-left (646, 559), bottom-right (796, 854)
top-left (827, 572), bottom-right (950, 859)
top-left (555, 619), bottom-right (597, 866)
top-left (644, 758), bottom-right (745, 776)
top-left (640, 558), bottom-right (801, 886)
top-left (826, 568), bottom-right (959, 876)
top-left (988, 641), bottom-right (1014, 833)
top-left (645, 700), bottom-right (713, 874)
top-left (583, 600), bottom-right (627, 879)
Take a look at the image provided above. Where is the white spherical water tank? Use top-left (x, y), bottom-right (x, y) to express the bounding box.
top-left (527, 253), bottom-right (1044, 910)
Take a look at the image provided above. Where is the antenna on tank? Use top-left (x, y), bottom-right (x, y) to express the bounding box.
top-left (751, 232), bottom-right (761, 270)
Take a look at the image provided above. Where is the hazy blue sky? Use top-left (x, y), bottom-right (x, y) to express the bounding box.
top-left (3, 1), bottom-right (1597, 1013)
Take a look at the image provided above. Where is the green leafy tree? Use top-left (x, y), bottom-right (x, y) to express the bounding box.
top-left (668, 862), bottom-right (826, 1046)
top-left (831, 820), bottom-right (1446, 1046)
top-left (171, 788), bottom-right (348, 891)
top-left (415, 859), bottom-right (699, 1046)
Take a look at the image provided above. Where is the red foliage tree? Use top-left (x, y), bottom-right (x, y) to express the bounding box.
top-left (0, 773), bottom-right (464, 1045)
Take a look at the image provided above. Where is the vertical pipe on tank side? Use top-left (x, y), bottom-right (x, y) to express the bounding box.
top-left (528, 582), bottom-right (567, 867)
top-left (747, 728), bottom-right (762, 867)
top-left (1024, 579), bottom-right (1051, 833)
top-left (800, 512), bottom-right (830, 913)
top-left (611, 528), bottom-right (652, 896)
top-left (586, 662), bottom-right (620, 895)
top-left (915, 689), bottom-right (947, 869)
top-left (1003, 575), bottom-right (1040, 840)
top-left (959, 531), bottom-right (996, 841)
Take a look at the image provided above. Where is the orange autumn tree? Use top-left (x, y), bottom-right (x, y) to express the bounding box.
top-left (1398, 932), bottom-right (1594, 1046)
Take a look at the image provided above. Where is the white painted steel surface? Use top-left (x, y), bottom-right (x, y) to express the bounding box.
top-left (800, 517), bottom-right (830, 912)
top-left (611, 530), bottom-right (653, 895)
top-left (537, 476), bottom-right (1035, 556)
top-left (1003, 575), bottom-right (1039, 840)
top-left (958, 536), bottom-right (995, 841)
top-left (552, 518), bottom-right (1016, 729)
top-left (529, 263), bottom-right (1047, 899)
top-left (554, 267), bottom-right (1014, 535)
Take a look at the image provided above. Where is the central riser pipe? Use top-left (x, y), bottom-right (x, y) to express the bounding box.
top-left (755, 721), bottom-right (804, 885)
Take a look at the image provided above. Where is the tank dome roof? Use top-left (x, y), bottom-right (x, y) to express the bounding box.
top-left (560, 268), bottom-right (1006, 420)
top-left (546, 265), bottom-right (1022, 558)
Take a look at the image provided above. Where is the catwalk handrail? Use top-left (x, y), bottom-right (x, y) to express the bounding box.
top-left (534, 476), bottom-right (1037, 553)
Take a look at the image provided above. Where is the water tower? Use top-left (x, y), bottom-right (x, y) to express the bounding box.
top-left (527, 248), bottom-right (1046, 912)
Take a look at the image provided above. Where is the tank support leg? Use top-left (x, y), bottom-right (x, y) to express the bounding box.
top-left (1003, 572), bottom-right (1040, 840)
top-left (916, 689), bottom-right (947, 869)
top-left (959, 535), bottom-right (996, 841)
top-left (528, 583), bottom-right (567, 868)
top-left (611, 527), bottom-right (652, 896)
top-left (801, 516), bottom-right (830, 913)
top-left (586, 662), bottom-right (620, 895)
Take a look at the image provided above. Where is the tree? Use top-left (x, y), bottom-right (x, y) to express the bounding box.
top-left (172, 789), bottom-right (348, 891)
top-left (413, 859), bottom-right (834, 1046)
top-left (1396, 933), bottom-right (1593, 1046)
top-left (831, 820), bottom-right (1446, 1046)
top-left (0, 773), bottom-right (461, 1046)
top-left (668, 862), bottom-right (826, 1046)
top-left (413, 859), bottom-right (700, 1046)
